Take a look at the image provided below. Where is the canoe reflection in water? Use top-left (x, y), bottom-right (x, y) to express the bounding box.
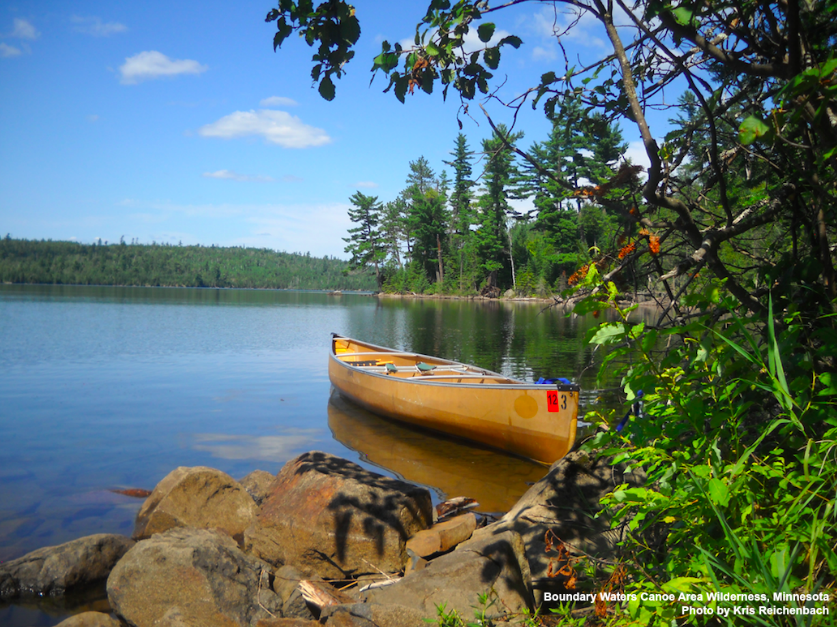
top-left (327, 392), bottom-right (547, 513)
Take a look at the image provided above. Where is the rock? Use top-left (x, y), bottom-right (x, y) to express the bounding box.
top-left (245, 452), bottom-right (432, 579)
top-left (133, 466), bottom-right (258, 543)
top-left (360, 529), bottom-right (533, 620)
top-left (54, 612), bottom-right (122, 627)
top-left (107, 527), bottom-right (281, 627)
top-left (473, 449), bottom-right (645, 601)
top-left (240, 470), bottom-right (276, 506)
top-left (255, 620), bottom-right (320, 627)
top-left (0, 534), bottom-right (134, 597)
top-left (322, 603), bottom-right (428, 627)
top-left (503, 289), bottom-right (516, 299)
top-left (405, 513), bottom-right (477, 558)
top-left (272, 565), bottom-right (316, 620)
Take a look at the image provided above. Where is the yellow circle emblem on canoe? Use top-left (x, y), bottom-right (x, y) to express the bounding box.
top-left (514, 395), bottom-right (539, 419)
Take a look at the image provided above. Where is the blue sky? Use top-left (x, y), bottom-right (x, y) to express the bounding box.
top-left (1, 1), bottom-right (665, 258)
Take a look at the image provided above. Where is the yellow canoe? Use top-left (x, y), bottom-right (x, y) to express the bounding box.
top-left (328, 334), bottom-right (580, 465)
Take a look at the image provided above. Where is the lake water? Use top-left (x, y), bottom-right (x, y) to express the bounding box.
top-left (0, 284), bottom-right (640, 625)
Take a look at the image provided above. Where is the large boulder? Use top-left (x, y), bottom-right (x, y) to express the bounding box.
top-left (321, 603), bottom-right (429, 627)
top-left (360, 529), bottom-right (534, 621)
top-left (54, 612), bottom-right (122, 627)
top-left (0, 534), bottom-right (134, 597)
top-left (240, 470), bottom-right (277, 506)
top-left (473, 449), bottom-right (646, 600)
top-left (107, 527), bottom-right (281, 627)
top-left (133, 466), bottom-right (258, 542)
top-left (245, 452), bottom-right (433, 579)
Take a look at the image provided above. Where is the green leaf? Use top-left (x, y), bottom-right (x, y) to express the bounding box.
top-left (589, 322), bottom-right (626, 345)
top-left (477, 22), bottom-right (495, 43)
top-left (341, 15), bottom-right (360, 44)
top-left (670, 6), bottom-right (697, 26)
top-left (499, 35), bottom-right (522, 48)
top-left (394, 75), bottom-right (408, 103)
top-left (318, 74), bottom-right (335, 101)
top-left (483, 47), bottom-right (500, 70)
top-left (739, 115), bottom-right (772, 145)
top-left (708, 478), bottom-right (730, 506)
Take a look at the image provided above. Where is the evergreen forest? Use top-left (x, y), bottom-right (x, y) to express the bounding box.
top-left (0, 236), bottom-right (376, 291)
top-left (343, 99), bottom-right (649, 298)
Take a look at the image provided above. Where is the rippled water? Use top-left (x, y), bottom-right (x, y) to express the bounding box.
top-left (0, 284), bottom-right (652, 625)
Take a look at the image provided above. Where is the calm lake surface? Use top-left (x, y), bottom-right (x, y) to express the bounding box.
top-left (0, 284), bottom-right (646, 625)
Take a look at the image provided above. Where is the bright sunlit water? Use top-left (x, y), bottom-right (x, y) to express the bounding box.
top-left (0, 284), bottom-right (650, 625)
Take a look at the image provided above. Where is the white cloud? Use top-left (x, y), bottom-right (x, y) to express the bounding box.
top-left (0, 43), bottom-right (22, 58)
top-left (461, 26), bottom-right (512, 53)
top-left (530, 6), bottom-right (606, 49)
top-left (260, 96), bottom-right (298, 107)
top-left (12, 18), bottom-right (39, 40)
top-left (355, 181), bottom-right (379, 189)
top-left (115, 199), bottom-right (353, 257)
top-left (72, 16), bottom-right (128, 37)
top-left (119, 50), bottom-right (207, 84)
top-left (198, 109), bottom-right (331, 149)
top-left (398, 24), bottom-right (511, 56)
top-left (623, 140), bottom-right (652, 172)
top-left (203, 170), bottom-right (275, 182)
top-left (282, 175), bottom-right (303, 183)
top-left (86, 114), bottom-right (99, 123)
top-left (193, 430), bottom-right (321, 461)
top-left (532, 45), bottom-right (557, 61)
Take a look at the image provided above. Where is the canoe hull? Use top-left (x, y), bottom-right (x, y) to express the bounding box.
top-left (328, 336), bottom-right (579, 465)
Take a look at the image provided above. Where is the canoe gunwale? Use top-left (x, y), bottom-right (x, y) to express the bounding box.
top-left (330, 334), bottom-right (580, 392)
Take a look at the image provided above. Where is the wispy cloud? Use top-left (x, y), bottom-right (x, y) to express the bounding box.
top-left (72, 16), bottom-right (128, 37)
top-left (203, 170), bottom-right (275, 183)
top-left (114, 199), bottom-right (353, 257)
top-left (399, 24), bottom-right (512, 56)
top-left (530, 6), bottom-right (606, 49)
top-left (282, 175), bottom-right (303, 183)
top-left (532, 45), bottom-right (557, 61)
top-left (198, 109), bottom-right (331, 149)
top-left (86, 114), bottom-right (100, 123)
top-left (623, 140), bottom-right (651, 173)
top-left (260, 96), bottom-right (298, 107)
top-left (355, 181), bottom-right (379, 189)
top-left (119, 51), bottom-right (207, 84)
top-left (11, 18), bottom-right (39, 40)
top-left (193, 430), bottom-right (321, 461)
top-left (0, 42), bottom-right (22, 58)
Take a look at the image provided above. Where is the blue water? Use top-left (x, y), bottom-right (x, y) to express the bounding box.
top-left (0, 284), bottom-right (629, 625)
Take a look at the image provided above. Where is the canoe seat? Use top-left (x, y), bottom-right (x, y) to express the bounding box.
top-left (385, 363), bottom-right (397, 374)
top-left (416, 362), bottom-right (436, 373)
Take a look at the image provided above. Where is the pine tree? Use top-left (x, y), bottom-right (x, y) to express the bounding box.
top-left (474, 124), bottom-right (524, 290)
top-left (344, 191), bottom-right (386, 288)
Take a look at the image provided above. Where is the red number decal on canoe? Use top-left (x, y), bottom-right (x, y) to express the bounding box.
top-left (547, 391), bottom-right (558, 412)
top-left (547, 391), bottom-right (568, 412)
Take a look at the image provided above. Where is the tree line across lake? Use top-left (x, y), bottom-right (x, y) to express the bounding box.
top-left (0, 236), bottom-right (377, 291)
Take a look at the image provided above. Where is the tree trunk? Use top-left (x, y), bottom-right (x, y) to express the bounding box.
top-left (436, 234), bottom-right (444, 284)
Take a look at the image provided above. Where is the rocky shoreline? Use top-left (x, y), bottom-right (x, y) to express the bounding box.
top-left (0, 449), bottom-right (644, 627)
